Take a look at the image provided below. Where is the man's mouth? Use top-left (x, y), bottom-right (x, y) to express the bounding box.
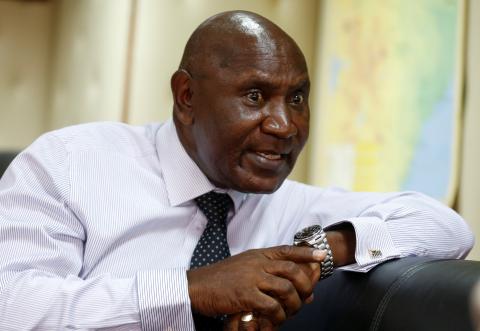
top-left (242, 150), bottom-right (290, 172)
top-left (256, 152), bottom-right (283, 161)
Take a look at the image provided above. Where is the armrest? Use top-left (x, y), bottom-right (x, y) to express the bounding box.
top-left (281, 257), bottom-right (480, 331)
top-left (0, 151), bottom-right (18, 177)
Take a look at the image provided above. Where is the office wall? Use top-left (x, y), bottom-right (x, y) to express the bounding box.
top-left (0, 1), bottom-right (53, 149)
top-left (458, 0), bottom-right (480, 259)
top-left (47, 0), bottom-right (131, 128)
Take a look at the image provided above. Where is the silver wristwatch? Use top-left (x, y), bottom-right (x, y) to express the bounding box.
top-left (293, 225), bottom-right (334, 279)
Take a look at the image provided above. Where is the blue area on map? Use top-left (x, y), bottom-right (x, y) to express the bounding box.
top-left (401, 83), bottom-right (454, 200)
top-left (329, 57), bottom-right (344, 92)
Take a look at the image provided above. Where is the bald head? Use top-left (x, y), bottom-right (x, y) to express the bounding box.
top-left (179, 11), bottom-right (306, 76)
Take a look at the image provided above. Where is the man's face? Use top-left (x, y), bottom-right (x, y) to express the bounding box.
top-left (188, 44), bottom-right (310, 193)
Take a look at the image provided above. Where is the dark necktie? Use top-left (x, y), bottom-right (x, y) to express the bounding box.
top-left (190, 191), bottom-right (233, 330)
top-left (190, 191), bottom-right (233, 269)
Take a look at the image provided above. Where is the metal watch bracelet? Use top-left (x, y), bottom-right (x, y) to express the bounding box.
top-left (314, 229), bottom-right (334, 279)
top-left (293, 225), bottom-right (335, 279)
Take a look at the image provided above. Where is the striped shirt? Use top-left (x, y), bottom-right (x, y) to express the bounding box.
top-left (0, 119), bottom-right (474, 330)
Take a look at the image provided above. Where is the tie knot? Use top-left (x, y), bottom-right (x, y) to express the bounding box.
top-left (195, 191), bottom-right (233, 222)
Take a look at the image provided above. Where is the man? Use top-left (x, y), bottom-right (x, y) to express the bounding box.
top-left (0, 10), bottom-right (473, 331)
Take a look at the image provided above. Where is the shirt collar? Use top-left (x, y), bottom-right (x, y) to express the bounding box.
top-left (155, 119), bottom-right (246, 212)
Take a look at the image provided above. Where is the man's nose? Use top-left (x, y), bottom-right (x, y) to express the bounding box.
top-left (261, 103), bottom-right (298, 139)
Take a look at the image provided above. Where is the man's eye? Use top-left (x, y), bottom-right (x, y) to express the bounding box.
top-left (291, 93), bottom-right (304, 105)
top-left (246, 91), bottom-right (263, 103)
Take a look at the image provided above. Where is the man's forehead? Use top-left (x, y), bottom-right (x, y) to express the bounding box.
top-left (206, 56), bottom-right (310, 94)
top-left (219, 54), bottom-right (307, 77)
top-left (211, 39), bottom-right (308, 77)
top-left (228, 12), bottom-right (277, 50)
top-left (181, 11), bottom-right (308, 80)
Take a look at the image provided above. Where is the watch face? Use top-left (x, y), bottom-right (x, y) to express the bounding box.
top-left (294, 225), bottom-right (322, 241)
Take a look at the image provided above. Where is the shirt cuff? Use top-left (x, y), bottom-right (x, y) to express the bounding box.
top-left (136, 268), bottom-right (195, 331)
top-left (336, 217), bottom-right (401, 272)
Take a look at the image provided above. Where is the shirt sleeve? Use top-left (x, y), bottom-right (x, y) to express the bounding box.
top-left (137, 269), bottom-right (195, 331)
top-left (298, 186), bottom-right (474, 272)
top-left (0, 134), bottom-right (195, 330)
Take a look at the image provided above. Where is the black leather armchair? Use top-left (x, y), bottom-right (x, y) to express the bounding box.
top-left (1, 151), bottom-right (479, 331)
top-left (0, 151), bottom-right (17, 177)
top-left (281, 256), bottom-right (480, 331)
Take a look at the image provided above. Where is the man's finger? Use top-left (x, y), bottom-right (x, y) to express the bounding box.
top-left (225, 313), bottom-right (278, 331)
top-left (248, 291), bottom-right (287, 325)
top-left (224, 313), bottom-right (258, 331)
top-left (263, 260), bottom-right (313, 301)
top-left (239, 318), bottom-right (259, 331)
top-left (257, 273), bottom-right (303, 316)
top-left (224, 314), bottom-right (240, 331)
top-left (304, 293), bottom-right (314, 304)
top-left (258, 317), bottom-right (277, 331)
top-left (264, 245), bottom-right (326, 263)
top-left (304, 262), bottom-right (321, 283)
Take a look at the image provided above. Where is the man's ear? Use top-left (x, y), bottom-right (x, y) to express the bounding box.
top-left (171, 69), bottom-right (194, 125)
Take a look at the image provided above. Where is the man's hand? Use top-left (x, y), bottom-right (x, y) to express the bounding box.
top-left (187, 245), bottom-right (325, 327)
top-left (224, 312), bottom-right (275, 331)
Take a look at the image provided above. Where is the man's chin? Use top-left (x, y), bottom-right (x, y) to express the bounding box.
top-left (231, 172), bottom-right (288, 194)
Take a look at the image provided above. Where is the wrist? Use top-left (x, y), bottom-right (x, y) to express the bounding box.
top-left (326, 223), bottom-right (356, 266)
top-left (186, 269), bottom-right (203, 314)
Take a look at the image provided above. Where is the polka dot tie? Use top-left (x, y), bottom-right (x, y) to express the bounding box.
top-left (190, 191), bottom-right (233, 330)
top-left (190, 191), bottom-right (233, 269)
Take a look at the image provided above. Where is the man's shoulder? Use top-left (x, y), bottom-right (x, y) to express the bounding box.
top-left (41, 121), bottom-right (163, 157)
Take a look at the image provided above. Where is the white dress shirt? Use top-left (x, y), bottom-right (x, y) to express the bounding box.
top-left (0, 119), bottom-right (474, 330)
